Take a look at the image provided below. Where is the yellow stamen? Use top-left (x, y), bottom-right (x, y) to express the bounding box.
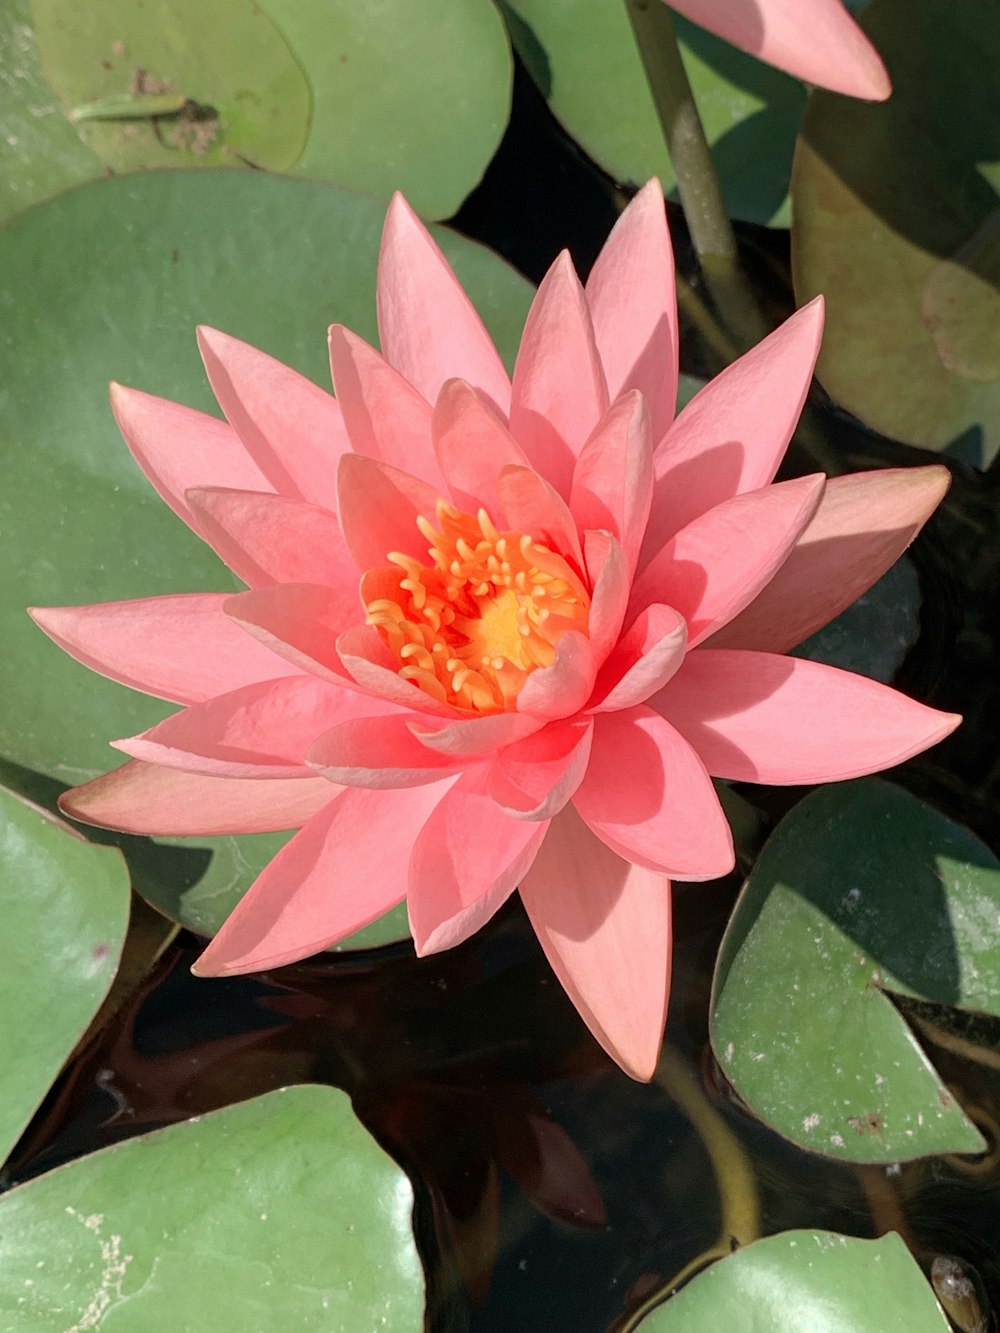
top-left (364, 500), bottom-right (589, 713)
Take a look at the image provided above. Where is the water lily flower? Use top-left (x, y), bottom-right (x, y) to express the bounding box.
top-left (32, 182), bottom-right (956, 1081)
top-left (667, 0), bottom-right (891, 101)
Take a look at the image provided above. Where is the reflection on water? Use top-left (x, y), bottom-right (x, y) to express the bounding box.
top-left (5, 872), bottom-right (998, 1331)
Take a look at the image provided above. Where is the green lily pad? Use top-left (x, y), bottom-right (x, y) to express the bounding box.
top-left (31, 0), bottom-right (311, 171)
top-left (269, 0), bottom-right (513, 220)
top-left (634, 1231), bottom-right (949, 1331)
top-left (0, 0), bottom-right (101, 224)
top-left (792, 556), bottom-right (920, 683)
top-left (0, 785), bottom-right (129, 1167)
top-left (792, 0), bottom-right (1000, 467)
top-left (713, 779), bottom-right (1000, 1162)
top-left (0, 1086), bottom-right (424, 1329)
top-left (502, 0), bottom-right (806, 226)
top-left (0, 168), bottom-right (533, 946)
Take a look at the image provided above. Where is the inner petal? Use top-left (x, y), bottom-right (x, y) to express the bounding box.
top-left (363, 501), bottom-right (590, 714)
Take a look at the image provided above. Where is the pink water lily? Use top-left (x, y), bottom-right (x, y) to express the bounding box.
top-left (33, 182), bottom-right (956, 1080)
top-left (668, 0), bottom-right (891, 101)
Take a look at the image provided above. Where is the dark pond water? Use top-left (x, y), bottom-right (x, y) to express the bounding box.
top-left (8, 56), bottom-right (1000, 1333)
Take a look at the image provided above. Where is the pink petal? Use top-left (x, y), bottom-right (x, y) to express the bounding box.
top-left (640, 299), bottom-right (824, 567)
top-left (654, 649), bottom-right (961, 783)
top-left (29, 594), bottom-right (290, 705)
top-left (337, 453), bottom-right (441, 571)
top-left (60, 760), bottom-right (336, 836)
top-left (585, 180), bottom-right (679, 443)
top-left (109, 383), bottom-right (271, 533)
top-left (573, 705), bottom-right (734, 879)
top-left (377, 193), bottom-right (511, 415)
top-left (630, 474), bottom-right (825, 645)
top-left (517, 631), bottom-right (596, 719)
top-left (410, 711), bottom-right (543, 757)
top-left (185, 488), bottom-right (354, 590)
top-left (519, 805), bottom-right (672, 1081)
top-left (308, 712), bottom-right (461, 788)
top-left (509, 253), bottom-right (610, 498)
top-left (570, 392), bottom-right (653, 577)
top-left (667, 0), bottom-right (891, 101)
top-left (431, 378), bottom-right (530, 520)
top-left (584, 531), bottom-right (630, 664)
top-left (335, 625), bottom-right (459, 717)
top-left (113, 675), bottom-right (370, 779)
top-left (197, 328), bottom-right (347, 511)
top-left (194, 781), bottom-right (457, 975)
top-left (328, 325), bottom-right (441, 489)
top-left (488, 717), bottom-right (593, 819)
top-left (408, 768), bottom-right (549, 955)
top-left (225, 584), bottom-right (359, 684)
top-left (496, 465), bottom-right (584, 571)
top-left (590, 603), bottom-right (687, 713)
top-left (708, 466), bottom-right (951, 653)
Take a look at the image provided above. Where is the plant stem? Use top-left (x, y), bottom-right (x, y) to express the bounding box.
top-left (624, 0), bottom-right (767, 349)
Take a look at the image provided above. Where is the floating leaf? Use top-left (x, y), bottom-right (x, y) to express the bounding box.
top-left (634, 1231), bottom-right (949, 1331)
top-left (792, 0), bottom-right (1000, 466)
top-left (502, 0), bottom-right (806, 226)
top-left (0, 169), bottom-right (532, 944)
top-left (0, 0), bottom-right (100, 223)
top-left (0, 786), bottom-right (129, 1166)
top-left (0, 1087), bottom-right (424, 1329)
top-left (792, 556), bottom-right (920, 683)
top-left (268, 0), bottom-right (514, 220)
top-left (713, 780), bottom-right (1000, 1162)
top-left (31, 0), bottom-right (311, 171)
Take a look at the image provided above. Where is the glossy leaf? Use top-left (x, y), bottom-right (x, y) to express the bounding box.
top-left (503, 0), bottom-right (806, 226)
top-left (792, 0), bottom-right (1000, 466)
top-left (635, 1231), bottom-right (949, 1331)
top-left (0, 0), bottom-right (100, 223)
top-left (270, 0), bottom-right (513, 219)
top-left (0, 1086), bottom-right (424, 1329)
top-left (31, 0), bottom-right (312, 171)
top-left (0, 786), bottom-right (129, 1166)
top-left (713, 780), bottom-right (1000, 1162)
top-left (0, 169), bottom-right (532, 944)
top-left (792, 556), bottom-right (920, 683)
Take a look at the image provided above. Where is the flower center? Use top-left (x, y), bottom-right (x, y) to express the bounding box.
top-left (363, 501), bottom-right (590, 714)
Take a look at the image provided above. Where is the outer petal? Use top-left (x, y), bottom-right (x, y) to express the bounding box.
top-left (29, 594), bottom-right (290, 705)
top-left (654, 649), bottom-right (961, 783)
top-left (186, 488), bottom-right (354, 590)
top-left (337, 453), bottom-right (440, 571)
top-left (109, 384), bottom-right (271, 532)
top-left (589, 604), bottom-right (686, 713)
top-left (432, 378), bottom-right (529, 518)
top-left (708, 466), bottom-right (951, 653)
top-left (224, 584), bottom-right (359, 684)
top-left (488, 717), bottom-right (593, 820)
top-left (59, 760), bottom-right (336, 836)
top-left (377, 193), bottom-right (511, 414)
top-left (113, 675), bottom-right (372, 779)
top-left (197, 328), bottom-right (347, 511)
top-left (573, 705), bottom-right (734, 880)
top-left (585, 179), bottom-right (678, 442)
top-left (519, 805), bottom-right (671, 1081)
top-left (328, 325), bottom-right (441, 489)
top-left (308, 713), bottom-right (462, 789)
top-left (629, 474), bottom-right (825, 644)
top-left (667, 0), bottom-right (891, 101)
top-left (193, 781), bottom-right (457, 976)
top-left (509, 253), bottom-right (610, 498)
top-left (570, 392), bottom-right (653, 577)
top-left (408, 768), bottom-right (549, 955)
top-left (640, 298), bottom-right (824, 565)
